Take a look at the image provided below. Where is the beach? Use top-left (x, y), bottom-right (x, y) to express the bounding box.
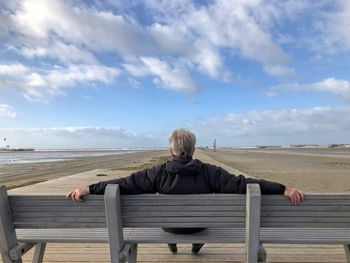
top-left (1, 147), bottom-right (350, 192)
top-left (3, 147), bottom-right (350, 263)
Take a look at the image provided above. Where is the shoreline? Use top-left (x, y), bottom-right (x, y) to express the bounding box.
top-left (0, 150), bottom-right (168, 189)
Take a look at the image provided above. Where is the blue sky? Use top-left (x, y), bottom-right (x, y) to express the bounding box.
top-left (0, 0), bottom-right (350, 149)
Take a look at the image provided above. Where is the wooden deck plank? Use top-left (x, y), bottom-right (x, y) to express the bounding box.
top-left (10, 243), bottom-right (347, 263)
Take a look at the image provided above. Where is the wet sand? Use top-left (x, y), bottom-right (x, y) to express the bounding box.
top-left (0, 150), bottom-right (168, 189)
top-left (1, 148), bottom-right (350, 193)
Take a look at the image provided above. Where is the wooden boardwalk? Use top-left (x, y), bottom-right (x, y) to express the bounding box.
top-left (3, 151), bottom-right (349, 262)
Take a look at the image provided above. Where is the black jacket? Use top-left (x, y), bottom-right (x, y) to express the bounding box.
top-left (89, 156), bottom-right (285, 195)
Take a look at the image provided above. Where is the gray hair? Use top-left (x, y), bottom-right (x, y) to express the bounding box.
top-left (169, 128), bottom-right (196, 157)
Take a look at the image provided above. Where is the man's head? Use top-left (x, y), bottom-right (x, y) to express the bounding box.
top-left (169, 128), bottom-right (196, 158)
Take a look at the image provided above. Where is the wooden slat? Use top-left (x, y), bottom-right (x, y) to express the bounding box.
top-left (123, 222), bottom-right (245, 228)
top-left (121, 194), bottom-right (246, 200)
top-left (263, 194), bottom-right (350, 200)
top-left (15, 228), bottom-right (246, 244)
top-left (14, 223), bottom-right (107, 228)
top-left (9, 196), bottom-right (104, 201)
top-left (122, 211), bottom-right (246, 217)
top-left (262, 205), bottom-right (350, 211)
top-left (121, 200), bottom-right (245, 206)
top-left (11, 206), bottom-right (105, 212)
top-left (261, 211), bottom-right (350, 217)
top-left (260, 222), bottom-right (350, 228)
top-left (12, 212), bottom-right (106, 218)
top-left (123, 217), bottom-right (244, 223)
top-left (262, 198), bottom-right (350, 206)
top-left (261, 217), bottom-right (350, 223)
top-left (13, 217), bottom-right (106, 223)
top-left (121, 194), bottom-right (245, 206)
top-left (122, 205), bottom-right (246, 212)
top-left (10, 201), bottom-right (105, 206)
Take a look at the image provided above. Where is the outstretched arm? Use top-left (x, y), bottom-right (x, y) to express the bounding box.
top-left (66, 164), bottom-right (163, 201)
top-left (207, 164), bottom-right (304, 205)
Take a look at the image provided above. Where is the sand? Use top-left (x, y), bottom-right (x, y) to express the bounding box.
top-left (2, 148), bottom-right (350, 193)
top-left (0, 150), bottom-right (168, 189)
top-left (203, 148), bottom-right (350, 192)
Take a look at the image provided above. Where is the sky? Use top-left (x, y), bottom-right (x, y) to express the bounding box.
top-left (0, 0), bottom-right (350, 149)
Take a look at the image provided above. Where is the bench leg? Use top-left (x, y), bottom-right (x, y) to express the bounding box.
top-left (0, 186), bottom-right (22, 263)
top-left (128, 244), bottom-right (138, 263)
top-left (1, 252), bottom-right (22, 263)
top-left (258, 244), bottom-right (267, 263)
top-left (32, 243), bottom-right (46, 263)
top-left (344, 244), bottom-right (350, 263)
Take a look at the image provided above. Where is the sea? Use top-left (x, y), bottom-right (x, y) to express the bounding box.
top-left (0, 149), bottom-right (142, 166)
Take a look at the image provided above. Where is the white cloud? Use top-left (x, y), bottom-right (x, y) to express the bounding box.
top-left (316, 1), bottom-right (350, 53)
top-left (124, 57), bottom-right (197, 93)
top-left (140, 57), bottom-right (197, 93)
top-left (188, 107), bottom-right (350, 146)
top-left (0, 63), bottom-right (30, 75)
top-left (0, 104), bottom-right (16, 118)
top-left (0, 127), bottom-right (164, 149)
top-left (149, 23), bottom-right (191, 56)
top-left (19, 42), bottom-right (97, 64)
top-left (192, 44), bottom-right (223, 78)
top-left (146, 0), bottom-right (292, 76)
top-left (309, 78), bottom-right (350, 99)
top-left (0, 63), bottom-right (120, 101)
top-left (122, 63), bottom-right (148, 77)
top-left (2, 106), bottom-right (349, 148)
top-left (264, 65), bottom-right (296, 77)
top-left (1, 0), bottom-right (303, 98)
top-left (9, 0), bottom-right (150, 56)
top-left (4, 0), bottom-right (348, 97)
top-left (270, 78), bottom-right (350, 100)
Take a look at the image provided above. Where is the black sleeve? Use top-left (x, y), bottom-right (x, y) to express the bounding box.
top-left (207, 164), bottom-right (285, 195)
top-left (88, 164), bottom-right (163, 195)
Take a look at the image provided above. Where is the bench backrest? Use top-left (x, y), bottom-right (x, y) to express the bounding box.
top-left (120, 194), bottom-right (246, 228)
top-left (261, 194), bottom-right (350, 228)
top-left (9, 195), bottom-right (106, 228)
top-left (6, 188), bottom-right (247, 229)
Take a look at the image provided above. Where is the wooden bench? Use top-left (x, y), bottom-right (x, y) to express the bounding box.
top-left (0, 184), bottom-right (262, 263)
top-left (253, 194), bottom-right (350, 262)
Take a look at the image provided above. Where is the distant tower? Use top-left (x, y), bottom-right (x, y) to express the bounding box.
top-left (213, 138), bottom-right (216, 152)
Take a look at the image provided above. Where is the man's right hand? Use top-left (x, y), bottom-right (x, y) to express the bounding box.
top-left (66, 187), bottom-right (89, 202)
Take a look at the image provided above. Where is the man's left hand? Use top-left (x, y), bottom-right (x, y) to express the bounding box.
top-left (284, 187), bottom-right (304, 205)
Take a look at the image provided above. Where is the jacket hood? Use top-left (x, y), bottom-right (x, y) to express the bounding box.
top-left (165, 156), bottom-right (201, 176)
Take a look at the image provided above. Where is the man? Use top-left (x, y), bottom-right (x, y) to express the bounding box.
top-left (67, 128), bottom-right (304, 254)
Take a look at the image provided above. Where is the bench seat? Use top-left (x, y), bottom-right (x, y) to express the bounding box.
top-left (261, 228), bottom-right (350, 244)
top-left (16, 228), bottom-right (246, 244)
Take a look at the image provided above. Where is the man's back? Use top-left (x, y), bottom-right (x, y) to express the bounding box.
top-left (88, 156), bottom-right (285, 195)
